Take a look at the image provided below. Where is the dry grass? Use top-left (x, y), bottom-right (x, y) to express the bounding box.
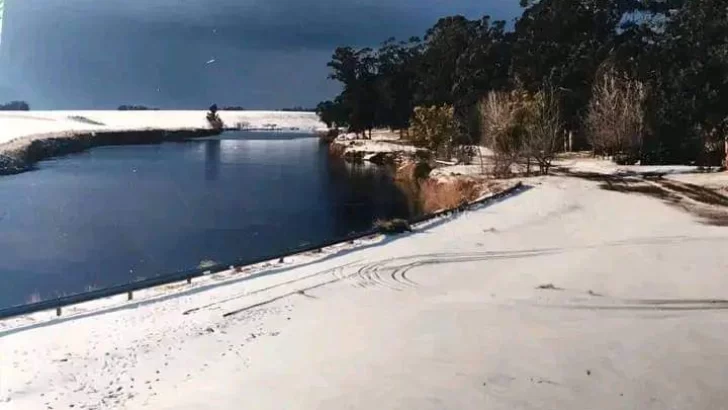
top-left (419, 178), bottom-right (482, 213)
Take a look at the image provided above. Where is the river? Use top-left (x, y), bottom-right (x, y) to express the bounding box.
top-left (0, 131), bottom-right (417, 309)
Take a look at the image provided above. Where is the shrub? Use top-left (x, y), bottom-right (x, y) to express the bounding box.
top-left (479, 91), bottom-right (528, 176)
top-left (480, 89), bottom-right (563, 175)
top-left (206, 110), bottom-right (224, 130)
top-left (586, 67), bottom-right (646, 159)
top-left (522, 89), bottom-right (563, 175)
top-left (375, 218), bottom-right (412, 234)
top-left (409, 105), bottom-right (458, 157)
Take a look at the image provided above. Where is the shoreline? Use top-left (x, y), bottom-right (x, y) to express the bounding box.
top-left (0, 180), bottom-right (523, 320)
top-left (0, 110), bottom-right (326, 176)
top-left (0, 128), bottom-right (222, 176)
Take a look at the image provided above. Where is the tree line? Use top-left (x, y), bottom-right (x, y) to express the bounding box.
top-left (0, 101), bottom-right (30, 111)
top-left (317, 0), bottom-right (728, 165)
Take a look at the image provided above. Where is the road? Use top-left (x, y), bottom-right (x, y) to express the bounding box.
top-left (3, 176), bottom-right (728, 409)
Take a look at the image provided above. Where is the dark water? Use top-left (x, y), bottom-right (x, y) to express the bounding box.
top-left (0, 131), bottom-right (416, 309)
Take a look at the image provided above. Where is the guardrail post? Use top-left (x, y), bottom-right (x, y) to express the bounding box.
top-left (56, 307), bottom-right (62, 317)
top-left (127, 291), bottom-right (133, 301)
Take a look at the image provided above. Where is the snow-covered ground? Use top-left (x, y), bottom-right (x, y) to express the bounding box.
top-left (333, 130), bottom-right (419, 160)
top-left (0, 110), bottom-right (326, 146)
top-left (667, 172), bottom-right (728, 193)
top-left (431, 152), bottom-right (718, 180)
top-left (3, 176), bottom-right (728, 409)
top-left (553, 155), bottom-right (703, 176)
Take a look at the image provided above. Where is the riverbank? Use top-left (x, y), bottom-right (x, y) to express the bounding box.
top-left (0, 110), bottom-right (326, 175)
top-left (4, 175), bottom-right (728, 409)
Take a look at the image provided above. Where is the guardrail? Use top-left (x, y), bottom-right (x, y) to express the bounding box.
top-left (0, 182), bottom-right (524, 321)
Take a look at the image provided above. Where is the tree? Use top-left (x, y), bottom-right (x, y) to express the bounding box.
top-left (317, 0), bottom-right (728, 166)
top-left (586, 66), bottom-right (646, 160)
top-left (480, 91), bottom-right (527, 176)
top-left (523, 88), bottom-right (563, 174)
top-left (452, 17), bottom-right (512, 142)
top-left (374, 38), bottom-right (422, 133)
top-left (118, 105), bottom-right (156, 111)
top-left (511, 0), bottom-right (641, 145)
top-left (416, 16), bottom-right (477, 107)
top-left (0, 100), bottom-right (30, 111)
top-left (326, 47), bottom-right (379, 137)
top-left (316, 99), bottom-right (349, 129)
top-left (409, 105), bottom-right (459, 158)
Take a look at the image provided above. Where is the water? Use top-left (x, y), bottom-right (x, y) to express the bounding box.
top-left (0, 131), bottom-right (417, 309)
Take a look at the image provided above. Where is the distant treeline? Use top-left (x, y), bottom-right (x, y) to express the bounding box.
top-left (118, 105), bottom-right (159, 111)
top-left (279, 106), bottom-right (315, 112)
top-left (317, 0), bottom-right (728, 165)
top-left (0, 101), bottom-right (30, 111)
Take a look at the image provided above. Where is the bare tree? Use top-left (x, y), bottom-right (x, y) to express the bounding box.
top-left (522, 89), bottom-right (563, 175)
top-left (479, 92), bottom-right (524, 176)
top-left (586, 67), bottom-right (646, 161)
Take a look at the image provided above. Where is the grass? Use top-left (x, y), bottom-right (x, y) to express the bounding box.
top-left (419, 179), bottom-right (482, 214)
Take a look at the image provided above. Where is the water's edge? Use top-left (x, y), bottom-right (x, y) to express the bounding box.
top-left (0, 181), bottom-right (524, 320)
top-left (0, 128), bottom-right (222, 176)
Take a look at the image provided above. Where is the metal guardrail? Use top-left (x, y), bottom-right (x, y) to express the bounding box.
top-left (0, 182), bottom-right (523, 321)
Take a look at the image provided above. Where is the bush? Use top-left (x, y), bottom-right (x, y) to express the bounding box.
top-left (375, 218), bottom-right (412, 234)
top-left (206, 108), bottom-right (224, 130)
top-left (480, 89), bottom-right (563, 175)
top-left (408, 105), bottom-right (458, 157)
top-left (586, 67), bottom-right (646, 159)
top-left (522, 89), bottom-right (563, 175)
top-left (479, 91), bottom-right (528, 176)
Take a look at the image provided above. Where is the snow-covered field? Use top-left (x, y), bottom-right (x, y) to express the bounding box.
top-left (3, 176), bottom-right (728, 409)
top-left (0, 110), bottom-right (326, 145)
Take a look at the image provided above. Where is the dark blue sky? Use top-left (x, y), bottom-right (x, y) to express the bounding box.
top-left (0, 0), bottom-right (521, 109)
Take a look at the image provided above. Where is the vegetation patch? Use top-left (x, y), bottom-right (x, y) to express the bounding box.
top-left (375, 218), bottom-right (412, 234)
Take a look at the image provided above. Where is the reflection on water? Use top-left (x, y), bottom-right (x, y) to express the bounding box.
top-left (204, 139), bottom-right (221, 181)
top-left (0, 131), bottom-right (416, 308)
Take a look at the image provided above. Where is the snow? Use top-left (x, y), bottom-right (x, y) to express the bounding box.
top-left (0, 110), bottom-right (326, 146)
top-left (342, 140), bottom-right (419, 154)
top-left (553, 155), bottom-right (703, 176)
top-left (333, 130), bottom-right (420, 159)
top-left (430, 164), bottom-right (486, 178)
top-left (432, 152), bottom-right (712, 180)
top-left (3, 176), bottom-right (728, 409)
top-left (667, 171), bottom-right (728, 193)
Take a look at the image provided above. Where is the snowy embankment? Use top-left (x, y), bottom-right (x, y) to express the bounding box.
top-left (3, 176), bottom-right (728, 409)
top-left (0, 110), bottom-right (326, 174)
top-left (331, 130), bottom-right (423, 164)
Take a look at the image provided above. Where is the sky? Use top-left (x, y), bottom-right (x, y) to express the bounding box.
top-left (0, 0), bottom-right (521, 110)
